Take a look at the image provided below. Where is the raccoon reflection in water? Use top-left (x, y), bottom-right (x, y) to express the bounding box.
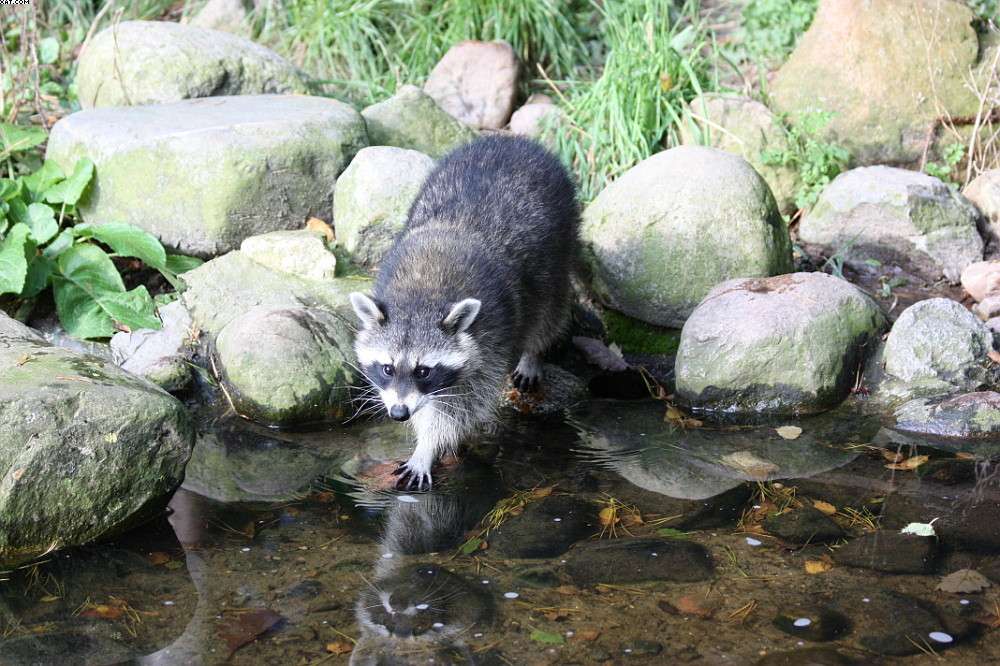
top-left (350, 134), bottom-right (581, 491)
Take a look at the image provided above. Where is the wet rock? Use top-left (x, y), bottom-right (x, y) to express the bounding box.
top-left (423, 40), bottom-right (519, 130)
top-left (832, 531), bottom-right (937, 574)
top-left (893, 391), bottom-right (1000, 436)
top-left (676, 272), bottom-right (886, 414)
top-left (490, 495), bottom-right (595, 559)
top-left (772, 604), bottom-right (851, 641)
top-left (76, 21), bottom-right (311, 108)
top-left (680, 94), bottom-right (800, 214)
top-left (563, 536), bottom-right (713, 584)
top-left (798, 166), bottom-right (983, 283)
top-left (763, 507), bottom-right (846, 545)
top-left (333, 146), bottom-right (435, 268)
top-left (361, 85), bottom-right (477, 159)
top-left (960, 260), bottom-right (1000, 303)
top-left (498, 364), bottom-right (588, 416)
top-left (110, 299), bottom-right (194, 392)
top-left (770, 0), bottom-right (980, 167)
top-left (47, 95), bottom-right (366, 258)
top-left (240, 230), bottom-right (338, 281)
top-left (964, 171), bottom-right (1000, 247)
top-left (582, 145), bottom-right (793, 328)
top-left (973, 295), bottom-right (1000, 320)
top-left (213, 306), bottom-right (357, 425)
top-left (831, 587), bottom-right (973, 656)
top-left (871, 298), bottom-right (995, 401)
top-left (0, 314), bottom-right (195, 566)
top-left (756, 647), bottom-right (861, 665)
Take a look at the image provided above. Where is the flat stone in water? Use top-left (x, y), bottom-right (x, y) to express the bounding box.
top-left (510, 565), bottom-right (562, 589)
top-left (830, 587), bottom-right (973, 656)
top-left (563, 536), bottom-right (713, 585)
top-left (763, 506), bottom-right (846, 544)
top-left (832, 531), bottom-right (937, 574)
top-left (772, 604), bottom-right (851, 641)
top-left (489, 495), bottom-right (594, 558)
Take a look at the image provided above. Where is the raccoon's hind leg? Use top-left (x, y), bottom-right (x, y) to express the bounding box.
top-left (511, 352), bottom-right (543, 393)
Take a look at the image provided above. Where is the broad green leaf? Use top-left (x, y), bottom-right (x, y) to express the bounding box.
top-left (57, 242), bottom-right (125, 294)
top-left (44, 158), bottom-right (94, 206)
top-left (0, 223), bottom-right (32, 295)
top-left (42, 228), bottom-right (74, 259)
top-left (23, 159), bottom-right (65, 202)
top-left (0, 123), bottom-right (47, 153)
top-left (163, 253), bottom-right (204, 275)
top-left (6, 198), bottom-right (28, 225)
top-left (0, 178), bottom-right (20, 202)
top-left (101, 286), bottom-right (162, 331)
top-left (25, 202), bottom-right (58, 244)
top-left (77, 221), bottom-right (167, 269)
top-left (530, 629), bottom-right (565, 644)
top-left (37, 37), bottom-right (59, 65)
top-left (21, 254), bottom-right (55, 298)
top-left (52, 275), bottom-right (117, 339)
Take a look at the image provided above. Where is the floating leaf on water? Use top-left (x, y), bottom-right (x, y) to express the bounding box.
top-left (804, 559), bottom-right (833, 575)
top-left (459, 538), bottom-right (484, 555)
top-left (530, 629), bottom-right (566, 644)
top-left (598, 507), bottom-right (619, 527)
top-left (217, 609), bottom-right (284, 653)
top-left (936, 568), bottom-right (991, 594)
top-left (326, 639), bottom-right (353, 655)
top-left (886, 455), bottom-right (930, 470)
top-left (900, 521), bottom-right (936, 537)
top-left (775, 425), bottom-right (802, 440)
top-left (147, 551), bottom-right (171, 565)
top-left (812, 500), bottom-right (837, 516)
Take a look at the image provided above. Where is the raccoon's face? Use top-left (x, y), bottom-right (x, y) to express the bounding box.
top-left (350, 293), bottom-right (480, 421)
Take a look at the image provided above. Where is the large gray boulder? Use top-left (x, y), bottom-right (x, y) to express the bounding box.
top-left (361, 85), bottom-right (477, 159)
top-left (798, 166), bottom-right (984, 283)
top-left (675, 272), bottom-right (887, 413)
top-left (770, 0), bottom-right (981, 167)
top-left (0, 314), bottom-right (194, 566)
top-left (872, 298), bottom-right (996, 401)
top-left (680, 94), bottom-right (800, 214)
top-left (582, 145), bottom-right (793, 328)
top-left (333, 146), bottom-right (435, 267)
top-left (76, 20), bottom-right (311, 108)
top-left (47, 95), bottom-right (367, 258)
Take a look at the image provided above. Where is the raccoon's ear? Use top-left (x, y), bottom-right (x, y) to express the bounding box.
top-left (442, 298), bottom-right (481, 335)
top-left (350, 292), bottom-right (386, 329)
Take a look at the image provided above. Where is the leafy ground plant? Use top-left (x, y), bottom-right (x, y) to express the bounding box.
top-left (0, 151), bottom-right (201, 339)
top-left (759, 110), bottom-right (851, 210)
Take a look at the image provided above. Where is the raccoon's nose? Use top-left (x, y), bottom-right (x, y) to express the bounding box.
top-left (389, 404), bottom-right (410, 421)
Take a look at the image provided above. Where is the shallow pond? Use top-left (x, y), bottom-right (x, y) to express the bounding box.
top-left (2, 397), bottom-right (1000, 665)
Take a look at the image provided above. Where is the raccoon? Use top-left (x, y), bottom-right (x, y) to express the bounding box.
top-left (350, 134), bottom-right (580, 491)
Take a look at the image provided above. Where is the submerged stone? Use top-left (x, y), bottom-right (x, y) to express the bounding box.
top-left (772, 604), bottom-right (851, 641)
top-left (763, 506), bottom-right (846, 545)
top-left (490, 495), bottom-right (595, 559)
top-left (893, 391), bottom-right (1000, 437)
top-left (563, 536), bottom-right (713, 584)
top-left (675, 272), bottom-right (887, 414)
top-left (833, 531), bottom-right (937, 574)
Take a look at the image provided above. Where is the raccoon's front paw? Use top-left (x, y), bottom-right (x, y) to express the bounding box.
top-left (393, 460), bottom-right (434, 492)
top-left (512, 353), bottom-right (543, 393)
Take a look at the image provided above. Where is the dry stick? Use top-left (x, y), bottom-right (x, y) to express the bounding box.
top-left (919, 107), bottom-right (1000, 172)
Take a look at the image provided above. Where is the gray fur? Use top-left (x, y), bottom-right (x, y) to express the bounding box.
top-left (351, 134), bottom-right (580, 490)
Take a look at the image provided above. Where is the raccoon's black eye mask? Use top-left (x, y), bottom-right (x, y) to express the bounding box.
top-left (366, 362), bottom-right (460, 393)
